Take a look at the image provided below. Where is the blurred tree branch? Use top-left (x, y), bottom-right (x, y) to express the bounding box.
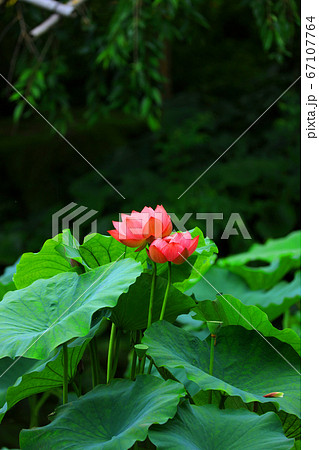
top-left (1, 0), bottom-right (300, 131)
top-left (30, 0), bottom-right (89, 37)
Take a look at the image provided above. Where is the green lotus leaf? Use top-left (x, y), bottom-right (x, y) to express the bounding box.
top-left (292, 439), bottom-right (301, 449)
top-left (0, 358), bottom-right (36, 422)
top-left (143, 321), bottom-right (300, 418)
top-left (220, 257), bottom-right (300, 290)
top-left (0, 259), bottom-right (142, 359)
top-left (0, 259), bottom-right (18, 300)
top-left (0, 327), bottom-right (95, 423)
top-left (79, 233), bottom-right (148, 268)
top-left (55, 231), bottom-right (88, 269)
top-left (149, 402), bottom-right (293, 449)
top-left (278, 412), bottom-right (301, 440)
top-left (192, 294), bottom-right (300, 355)
top-left (110, 273), bottom-right (196, 330)
top-left (219, 231), bottom-right (300, 265)
top-left (14, 230), bottom-right (77, 289)
top-left (20, 375), bottom-right (186, 449)
top-left (187, 266), bottom-right (300, 321)
top-left (218, 231), bottom-right (300, 289)
top-left (256, 402), bottom-right (301, 440)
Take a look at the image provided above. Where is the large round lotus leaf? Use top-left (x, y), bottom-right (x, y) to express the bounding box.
top-left (20, 375), bottom-right (186, 449)
top-left (187, 265), bottom-right (301, 321)
top-left (217, 231), bottom-right (300, 290)
top-left (110, 273), bottom-right (196, 330)
top-left (79, 233), bottom-right (148, 268)
top-left (0, 259), bottom-right (18, 300)
top-left (149, 402), bottom-right (293, 449)
top-left (220, 257), bottom-right (299, 290)
top-left (191, 294), bottom-right (300, 355)
top-left (13, 230), bottom-right (147, 291)
top-left (13, 230), bottom-right (77, 289)
top-left (257, 403), bottom-right (301, 440)
top-left (0, 259), bottom-right (142, 359)
top-left (218, 231), bottom-right (301, 266)
top-left (0, 321), bottom-right (101, 423)
top-left (143, 321), bottom-right (300, 418)
top-left (0, 344), bottom-right (82, 423)
top-left (0, 358), bottom-right (35, 421)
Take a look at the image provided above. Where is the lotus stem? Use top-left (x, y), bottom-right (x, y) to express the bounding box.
top-left (209, 334), bottom-right (214, 375)
top-left (130, 331), bottom-right (138, 381)
top-left (140, 355), bottom-right (147, 374)
top-left (147, 358), bottom-right (153, 374)
top-left (29, 391), bottom-right (51, 428)
top-left (219, 393), bottom-right (227, 409)
top-left (139, 358), bottom-right (145, 374)
top-left (71, 381), bottom-right (80, 397)
top-left (147, 261), bottom-right (157, 328)
top-left (283, 309), bottom-right (290, 329)
top-left (92, 337), bottom-right (100, 385)
top-left (111, 330), bottom-right (121, 379)
top-left (208, 334), bottom-right (214, 404)
top-left (89, 340), bottom-right (99, 388)
top-left (62, 343), bottom-right (68, 404)
top-left (130, 350), bottom-right (137, 381)
top-left (134, 344), bottom-right (148, 375)
top-left (159, 262), bottom-right (171, 321)
top-left (107, 322), bottom-right (116, 384)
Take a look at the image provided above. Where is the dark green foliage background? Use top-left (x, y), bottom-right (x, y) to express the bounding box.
top-left (0, 0), bottom-right (300, 266)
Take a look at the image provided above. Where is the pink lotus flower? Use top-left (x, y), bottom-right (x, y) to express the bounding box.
top-left (108, 205), bottom-right (172, 250)
top-left (263, 392), bottom-right (284, 398)
top-left (147, 231), bottom-right (199, 265)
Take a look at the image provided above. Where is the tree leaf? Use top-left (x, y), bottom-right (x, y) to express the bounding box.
top-left (110, 273), bottom-right (196, 330)
top-left (187, 266), bottom-right (300, 321)
top-left (20, 375), bottom-right (186, 449)
top-left (0, 259), bottom-right (142, 359)
top-left (142, 321), bottom-right (300, 418)
top-left (149, 402), bottom-right (293, 449)
top-left (192, 294), bottom-right (301, 355)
